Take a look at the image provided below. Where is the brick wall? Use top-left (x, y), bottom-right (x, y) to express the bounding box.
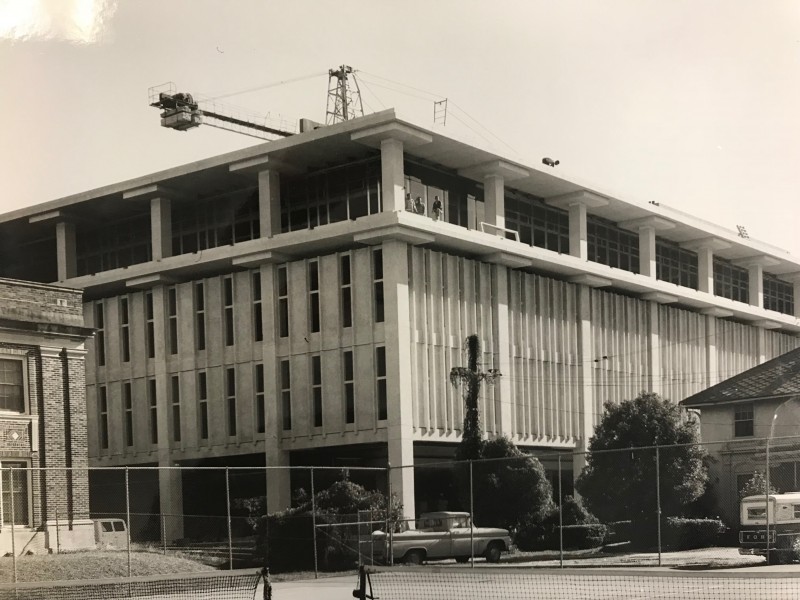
top-left (0, 278), bottom-right (84, 328)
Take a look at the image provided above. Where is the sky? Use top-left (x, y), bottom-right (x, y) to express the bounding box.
top-left (1, 0), bottom-right (800, 258)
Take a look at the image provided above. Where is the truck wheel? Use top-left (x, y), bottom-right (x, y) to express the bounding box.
top-left (485, 543), bottom-right (502, 563)
top-left (404, 550), bottom-right (424, 565)
top-left (455, 556), bottom-right (470, 563)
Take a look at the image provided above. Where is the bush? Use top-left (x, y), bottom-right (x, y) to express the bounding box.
top-left (559, 524), bottom-right (608, 550)
top-left (515, 496), bottom-right (605, 551)
top-left (662, 517), bottom-right (726, 550)
top-left (604, 521), bottom-right (632, 544)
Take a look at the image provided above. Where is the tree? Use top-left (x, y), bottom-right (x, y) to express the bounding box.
top-left (739, 471), bottom-right (778, 499)
top-left (575, 392), bottom-right (708, 542)
top-left (449, 335), bottom-right (553, 531)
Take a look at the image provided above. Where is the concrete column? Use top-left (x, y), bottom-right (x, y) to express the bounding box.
top-left (158, 468), bottom-right (184, 541)
top-left (492, 265), bottom-right (513, 434)
top-left (572, 285), bottom-right (595, 488)
top-left (639, 226), bottom-right (657, 278)
top-left (382, 240), bottom-right (415, 519)
top-left (258, 170), bottom-right (281, 238)
top-left (260, 263), bottom-right (291, 512)
top-left (569, 203), bottom-right (588, 260)
top-left (705, 315), bottom-right (718, 387)
top-left (150, 197), bottom-right (172, 261)
top-left (647, 301), bottom-right (661, 394)
top-left (793, 279), bottom-right (800, 319)
top-left (748, 264), bottom-right (764, 309)
top-left (698, 247), bottom-right (714, 294)
top-left (56, 221), bottom-right (77, 281)
top-left (483, 174), bottom-right (505, 230)
top-left (380, 138), bottom-right (405, 213)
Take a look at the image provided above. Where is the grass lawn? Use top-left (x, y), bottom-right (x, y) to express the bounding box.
top-left (0, 549), bottom-right (215, 583)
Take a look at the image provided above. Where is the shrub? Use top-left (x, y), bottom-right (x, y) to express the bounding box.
top-left (662, 517), bottom-right (726, 550)
top-left (515, 496), bottom-right (605, 551)
top-left (604, 521), bottom-right (632, 544)
top-left (559, 524), bottom-right (608, 550)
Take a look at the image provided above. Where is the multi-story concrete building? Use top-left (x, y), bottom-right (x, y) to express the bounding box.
top-left (1, 109), bottom-right (798, 535)
top-left (0, 277), bottom-right (94, 553)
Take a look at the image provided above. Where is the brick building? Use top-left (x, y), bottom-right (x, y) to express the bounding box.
top-left (0, 277), bottom-right (94, 553)
top-left (0, 109), bottom-right (798, 538)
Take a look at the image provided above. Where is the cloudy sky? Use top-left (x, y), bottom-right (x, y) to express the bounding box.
top-left (2, 0), bottom-right (799, 257)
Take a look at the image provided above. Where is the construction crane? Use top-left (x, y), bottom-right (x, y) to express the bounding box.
top-left (149, 66), bottom-right (364, 140)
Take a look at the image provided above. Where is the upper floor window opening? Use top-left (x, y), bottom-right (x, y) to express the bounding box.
top-left (713, 257), bottom-right (749, 304)
top-left (656, 239), bottom-right (698, 290)
top-left (587, 216), bottom-right (640, 274)
top-left (764, 274), bottom-right (794, 316)
top-left (404, 160), bottom-right (478, 228)
top-left (504, 190), bottom-right (569, 253)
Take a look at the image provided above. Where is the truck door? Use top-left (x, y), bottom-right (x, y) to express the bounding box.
top-left (450, 515), bottom-right (474, 557)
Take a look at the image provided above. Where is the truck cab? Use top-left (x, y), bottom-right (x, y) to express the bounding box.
top-left (739, 492), bottom-right (800, 564)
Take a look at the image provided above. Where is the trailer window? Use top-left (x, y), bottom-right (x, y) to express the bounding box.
top-left (794, 505), bottom-right (800, 519)
top-left (747, 507), bottom-right (766, 519)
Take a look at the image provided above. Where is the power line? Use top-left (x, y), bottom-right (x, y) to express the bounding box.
top-left (207, 71), bottom-right (327, 102)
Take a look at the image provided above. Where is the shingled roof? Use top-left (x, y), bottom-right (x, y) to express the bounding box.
top-left (682, 347), bottom-right (800, 407)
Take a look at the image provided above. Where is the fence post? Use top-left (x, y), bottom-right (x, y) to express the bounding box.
top-left (161, 514), bottom-right (167, 555)
top-left (558, 455), bottom-right (563, 568)
top-left (125, 466), bottom-right (132, 579)
top-left (10, 468), bottom-right (16, 584)
top-left (655, 446), bottom-right (662, 567)
top-left (469, 460), bottom-right (474, 567)
top-left (387, 463), bottom-right (393, 567)
top-left (225, 468), bottom-right (233, 570)
top-left (370, 508), bottom-right (375, 566)
top-left (766, 437), bottom-right (771, 564)
top-left (310, 467), bottom-right (318, 579)
top-left (55, 504), bottom-right (61, 554)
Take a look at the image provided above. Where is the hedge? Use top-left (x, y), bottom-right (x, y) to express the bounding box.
top-left (662, 517), bottom-right (726, 550)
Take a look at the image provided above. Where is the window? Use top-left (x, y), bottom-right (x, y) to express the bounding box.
top-left (587, 217), bottom-right (640, 274)
top-left (252, 271), bottom-right (263, 342)
top-left (714, 258), bottom-right (749, 303)
top-left (734, 402), bottom-right (754, 437)
top-left (373, 248), bottom-right (384, 323)
top-left (279, 159), bottom-right (382, 232)
top-left (98, 386), bottom-right (109, 450)
top-left (123, 382), bottom-right (133, 447)
top-left (171, 188), bottom-right (259, 256)
top-left (277, 266), bottom-right (289, 338)
top-left (223, 276), bottom-right (235, 347)
top-left (281, 360), bottom-right (292, 431)
top-left (76, 215), bottom-right (151, 276)
top-left (764, 274), bottom-right (794, 315)
top-left (376, 346), bottom-right (387, 421)
top-left (167, 286), bottom-right (178, 355)
top-left (198, 372), bottom-right (208, 441)
top-left (747, 507), bottom-right (766, 519)
top-left (311, 355), bottom-right (322, 428)
top-left (1, 462), bottom-right (29, 526)
top-left (794, 505), bottom-right (800, 519)
top-left (226, 367), bottom-right (237, 436)
top-left (0, 359), bottom-right (24, 413)
top-left (504, 191), bottom-right (569, 253)
top-left (95, 302), bottom-right (106, 366)
top-left (656, 240), bottom-right (698, 290)
top-left (404, 160), bottom-right (479, 228)
top-left (343, 350), bottom-right (354, 424)
top-left (148, 378), bottom-right (158, 444)
top-left (255, 364), bottom-right (265, 434)
top-left (145, 291), bottom-right (155, 359)
top-left (195, 282), bottom-right (206, 351)
top-left (340, 255), bottom-right (352, 328)
top-left (309, 260), bottom-right (320, 333)
top-left (120, 297), bottom-right (130, 363)
top-left (170, 375), bottom-right (181, 443)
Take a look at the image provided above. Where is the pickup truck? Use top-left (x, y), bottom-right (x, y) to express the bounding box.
top-left (372, 511), bottom-right (512, 564)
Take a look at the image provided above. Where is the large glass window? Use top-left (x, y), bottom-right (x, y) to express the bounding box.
top-left (223, 276), bottom-right (235, 347)
top-left (255, 364), bottom-right (265, 434)
top-left (123, 382), bottom-right (133, 447)
top-left (587, 217), bottom-right (640, 274)
top-left (226, 367), bottom-right (237, 437)
top-left (505, 190), bottom-right (569, 252)
top-left (277, 266), bottom-right (289, 338)
top-left (171, 375), bottom-right (181, 443)
top-left (656, 239), bottom-right (698, 289)
top-left (280, 159), bottom-right (381, 232)
top-left (373, 249), bottom-right (384, 323)
top-left (195, 282), bottom-right (206, 351)
top-left (77, 215), bottom-right (151, 276)
top-left (120, 297), bottom-right (130, 363)
top-left (404, 160), bottom-right (479, 228)
top-left (764, 275), bottom-right (794, 315)
top-left (376, 347), bottom-right (387, 421)
top-left (343, 350), bottom-right (355, 425)
top-left (198, 372), bottom-right (208, 441)
top-left (281, 360), bottom-right (292, 431)
top-left (172, 188), bottom-right (259, 256)
top-left (95, 303), bottom-right (105, 367)
top-left (252, 271), bottom-right (263, 342)
top-left (98, 386), bottom-right (109, 450)
top-left (340, 255), bottom-right (352, 328)
top-left (714, 258), bottom-right (749, 303)
top-left (0, 359), bottom-right (24, 413)
top-left (311, 355), bottom-right (322, 428)
top-left (308, 261), bottom-right (320, 333)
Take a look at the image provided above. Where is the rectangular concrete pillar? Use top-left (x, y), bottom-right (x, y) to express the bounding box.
top-left (158, 467), bottom-right (184, 541)
top-left (705, 315), bottom-right (718, 386)
top-left (748, 264), bottom-right (764, 308)
top-left (639, 226), bottom-right (657, 278)
top-left (258, 170), bottom-right (281, 238)
top-left (569, 203), bottom-right (588, 260)
top-left (698, 247), bottom-right (714, 294)
top-left (647, 302), bottom-right (661, 394)
top-left (382, 240), bottom-right (415, 519)
top-left (150, 198), bottom-right (172, 261)
top-left (56, 221), bottom-right (77, 281)
top-left (483, 175), bottom-right (505, 230)
top-left (794, 280), bottom-right (800, 319)
top-left (577, 286), bottom-right (595, 448)
top-left (492, 265), bottom-right (513, 434)
top-left (380, 138), bottom-right (405, 213)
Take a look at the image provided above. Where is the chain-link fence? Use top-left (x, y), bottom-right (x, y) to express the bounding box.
top-left (2, 436), bottom-right (799, 584)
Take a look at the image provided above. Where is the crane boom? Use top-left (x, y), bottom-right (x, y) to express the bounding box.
top-left (148, 82), bottom-right (296, 140)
